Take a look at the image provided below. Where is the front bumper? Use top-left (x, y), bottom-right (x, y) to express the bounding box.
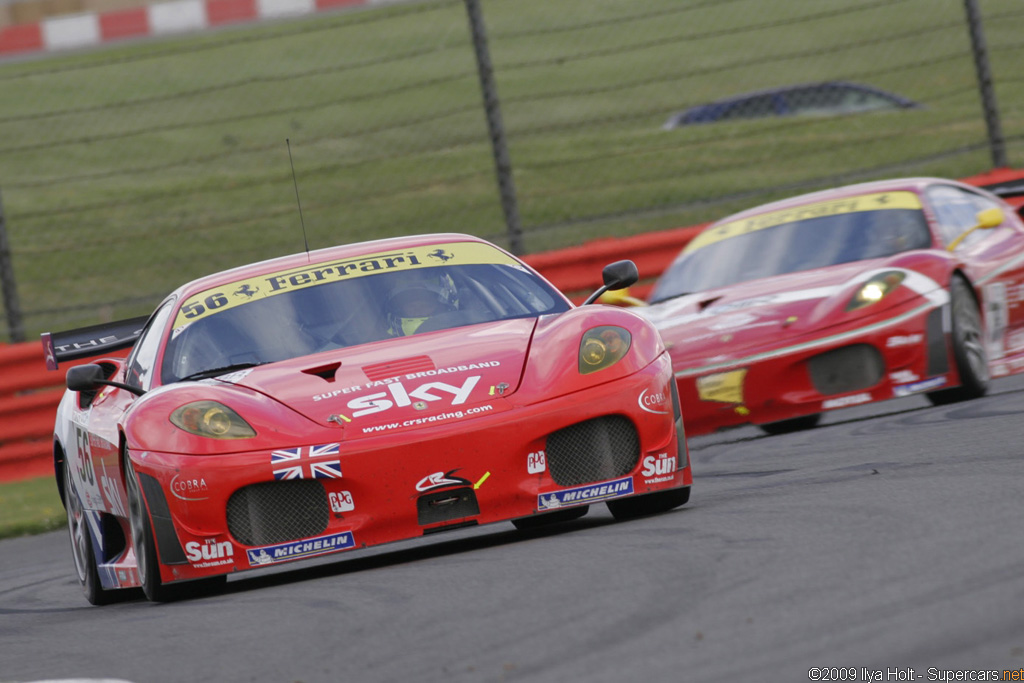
top-left (674, 297), bottom-right (952, 435)
top-left (130, 352), bottom-right (692, 585)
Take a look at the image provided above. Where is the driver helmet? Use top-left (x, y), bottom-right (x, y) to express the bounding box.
top-left (386, 269), bottom-right (457, 336)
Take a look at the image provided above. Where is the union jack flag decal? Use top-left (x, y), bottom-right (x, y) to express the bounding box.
top-left (271, 443), bottom-right (342, 480)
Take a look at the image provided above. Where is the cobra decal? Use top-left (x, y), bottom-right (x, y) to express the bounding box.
top-left (638, 388), bottom-right (670, 414)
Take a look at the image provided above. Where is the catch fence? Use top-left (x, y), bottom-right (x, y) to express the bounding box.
top-left (0, 0), bottom-right (1023, 341)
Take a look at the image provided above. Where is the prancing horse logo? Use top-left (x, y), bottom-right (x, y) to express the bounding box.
top-left (235, 284), bottom-right (259, 299)
top-left (427, 249), bottom-right (454, 263)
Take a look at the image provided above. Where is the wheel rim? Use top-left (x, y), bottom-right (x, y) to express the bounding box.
top-left (955, 285), bottom-right (989, 383)
top-left (124, 458), bottom-right (148, 582)
top-left (64, 466), bottom-right (89, 583)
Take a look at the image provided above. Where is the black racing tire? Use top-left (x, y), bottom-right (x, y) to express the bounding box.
top-left (125, 455), bottom-right (176, 603)
top-left (606, 486), bottom-right (690, 521)
top-left (758, 413), bottom-right (821, 436)
top-left (927, 276), bottom-right (989, 406)
top-left (512, 505), bottom-right (589, 530)
top-left (125, 455), bottom-right (227, 602)
top-left (63, 463), bottom-right (116, 606)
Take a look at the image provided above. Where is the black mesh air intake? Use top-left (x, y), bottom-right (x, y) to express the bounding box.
top-left (807, 343), bottom-right (884, 395)
top-left (545, 415), bottom-right (640, 487)
top-left (227, 480), bottom-right (329, 547)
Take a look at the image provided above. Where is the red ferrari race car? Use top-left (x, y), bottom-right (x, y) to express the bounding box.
top-left (633, 177), bottom-right (1024, 436)
top-left (45, 233), bottom-right (691, 604)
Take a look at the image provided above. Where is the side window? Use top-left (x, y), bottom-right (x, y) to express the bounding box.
top-left (927, 186), bottom-right (999, 250)
top-left (125, 301), bottom-right (174, 392)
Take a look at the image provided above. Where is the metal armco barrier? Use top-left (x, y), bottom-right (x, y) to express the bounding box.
top-left (0, 342), bottom-right (130, 483)
top-left (4, 166), bottom-right (1023, 484)
top-left (524, 224), bottom-right (706, 302)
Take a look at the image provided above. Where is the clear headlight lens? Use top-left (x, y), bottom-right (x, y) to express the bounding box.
top-left (846, 271), bottom-right (905, 311)
top-left (579, 326), bottom-right (632, 375)
top-left (170, 401), bottom-right (256, 439)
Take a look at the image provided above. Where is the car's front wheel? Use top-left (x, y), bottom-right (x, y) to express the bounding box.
top-left (928, 276), bottom-right (989, 406)
top-left (125, 454), bottom-right (226, 602)
top-left (758, 413), bottom-right (821, 436)
top-left (124, 455), bottom-right (172, 602)
top-left (63, 462), bottom-right (115, 606)
top-left (512, 505), bottom-right (589, 530)
top-left (606, 486), bottom-right (690, 521)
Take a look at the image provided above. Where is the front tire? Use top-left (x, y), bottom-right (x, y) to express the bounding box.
top-left (606, 486), bottom-right (690, 521)
top-left (759, 413), bottom-right (821, 436)
top-left (927, 276), bottom-right (989, 406)
top-left (512, 505), bottom-right (589, 530)
top-left (63, 463), bottom-right (115, 606)
top-left (125, 455), bottom-right (176, 602)
top-left (125, 455), bottom-right (226, 602)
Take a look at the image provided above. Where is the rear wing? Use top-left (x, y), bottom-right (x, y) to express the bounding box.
top-left (41, 316), bottom-right (149, 371)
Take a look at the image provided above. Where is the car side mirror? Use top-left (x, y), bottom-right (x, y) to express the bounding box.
top-left (947, 207), bottom-right (1004, 251)
top-left (582, 260), bottom-right (640, 305)
top-left (66, 364), bottom-right (106, 392)
top-left (976, 207), bottom-right (1004, 229)
top-left (601, 260), bottom-right (640, 290)
top-left (66, 362), bottom-right (145, 396)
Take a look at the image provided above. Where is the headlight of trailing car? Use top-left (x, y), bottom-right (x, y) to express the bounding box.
top-left (579, 326), bottom-right (632, 375)
top-left (170, 401), bottom-right (256, 439)
top-left (846, 271), bottom-right (905, 312)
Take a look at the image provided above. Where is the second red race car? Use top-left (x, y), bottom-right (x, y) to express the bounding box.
top-left (46, 233), bottom-right (692, 604)
top-left (635, 177), bottom-right (1024, 436)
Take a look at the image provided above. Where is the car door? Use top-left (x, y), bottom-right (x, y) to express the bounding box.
top-left (72, 302), bottom-right (173, 518)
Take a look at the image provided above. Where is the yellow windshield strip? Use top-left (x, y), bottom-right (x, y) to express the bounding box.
top-left (685, 191), bottom-right (923, 253)
top-left (172, 241), bottom-right (517, 329)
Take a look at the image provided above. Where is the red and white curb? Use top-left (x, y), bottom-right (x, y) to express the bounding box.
top-left (0, 0), bottom-right (392, 59)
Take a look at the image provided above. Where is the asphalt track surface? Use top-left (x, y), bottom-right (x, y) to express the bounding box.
top-left (3, 375), bottom-right (1024, 683)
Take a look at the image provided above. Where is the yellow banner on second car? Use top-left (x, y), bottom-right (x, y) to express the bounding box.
top-left (686, 191), bottom-right (923, 253)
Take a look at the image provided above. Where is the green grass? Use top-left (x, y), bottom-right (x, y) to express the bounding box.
top-left (2, 0), bottom-right (1022, 339)
top-left (0, 475), bottom-right (65, 540)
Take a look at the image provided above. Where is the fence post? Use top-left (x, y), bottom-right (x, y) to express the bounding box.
top-left (0, 190), bottom-right (25, 343)
top-left (963, 0), bottom-right (1007, 169)
top-left (463, 0), bottom-right (524, 255)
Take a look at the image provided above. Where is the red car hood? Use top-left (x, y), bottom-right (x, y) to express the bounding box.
top-left (638, 260), bottom-right (940, 362)
top-left (219, 318), bottom-right (535, 432)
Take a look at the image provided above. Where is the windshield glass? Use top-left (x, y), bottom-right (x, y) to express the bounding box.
top-left (649, 204), bottom-right (932, 303)
top-left (161, 253), bottom-right (568, 383)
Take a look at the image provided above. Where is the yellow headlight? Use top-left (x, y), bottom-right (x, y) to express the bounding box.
top-left (579, 326), bottom-right (632, 375)
top-left (170, 401), bottom-right (256, 439)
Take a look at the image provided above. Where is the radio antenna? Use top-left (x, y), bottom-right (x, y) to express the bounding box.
top-left (286, 138), bottom-right (311, 260)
